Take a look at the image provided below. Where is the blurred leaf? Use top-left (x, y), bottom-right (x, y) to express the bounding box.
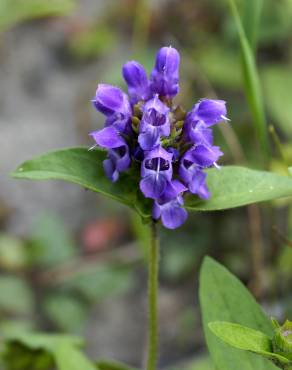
top-left (69, 25), bottom-right (117, 60)
top-left (185, 166), bottom-right (292, 211)
top-left (195, 42), bottom-right (241, 89)
top-left (43, 295), bottom-right (87, 332)
top-left (96, 359), bottom-right (138, 370)
top-left (12, 147), bottom-right (151, 218)
top-left (64, 264), bottom-right (134, 302)
top-left (0, 0), bottom-right (75, 33)
top-left (0, 275), bottom-right (33, 315)
top-left (0, 320), bottom-right (35, 337)
top-left (242, 0), bottom-right (263, 51)
top-left (0, 233), bottom-right (27, 270)
top-left (3, 332), bottom-right (94, 370)
top-left (262, 66), bottom-right (292, 137)
top-left (228, 0), bottom-right (268, 156)
top-left (199, 256), bottom-right (278, 370)
top-left (54, 341), bottom-right (96, 370)
top-left (30, 213), bottom-right (76, 266)
top-left (167, 356), bottom-right (214, 370)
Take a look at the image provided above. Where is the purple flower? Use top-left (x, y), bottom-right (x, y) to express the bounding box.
top-left (150, 46), bottom-right (180, 98)
top-left (90, 126), bottom-right (130, 182)
top-left (138, 95), bottom-right (170, 150)
top-left (140, 146), bottom-right (173, 199)
top-left (153, 180), bottom-right (187, 229)
top-left (179, 160), bottom-right (210, 199)
top-left (188, 99), bottom-right (227, 126)
top-left (92, 84), bottom-right (132, 132)
top-left (90, 47), bottom-right (228, 229)
top-left (122, 61), bottom-right (151, 104)
top-left (184, 119), bottom-right (213, 146)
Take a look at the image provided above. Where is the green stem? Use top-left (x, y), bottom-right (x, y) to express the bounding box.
top-left (147, 222), bottom-right (159, 370)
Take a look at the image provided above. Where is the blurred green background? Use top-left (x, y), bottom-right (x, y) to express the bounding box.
top-left (0, 0), bottom-right (292, 369)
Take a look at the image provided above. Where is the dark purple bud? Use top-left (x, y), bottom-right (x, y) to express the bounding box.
top-left (153, 180), bottom-right (188, 229)
top-left (92, 84), bottom-right (131, 118)
top-left (122, 61), bottom-right (151, 104)
top-left (150, 46), bottom-right (180, 98)
top-left (138, 95), bottom-right (170, 150)
top-left (190, 99), bottom-right (227, 126)
top-left (140, 146), bottom-right (173, 199)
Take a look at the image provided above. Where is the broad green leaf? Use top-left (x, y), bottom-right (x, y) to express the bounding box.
top-left (209, 321), bottom-right (291, 367)
top-left (185, 166), bottom-right (292, 211)
top-left (12, 149), bottom-right (292, 216)
top-left (262, 66), bottom-right (292, 137)
top-left (0, 0), bottom-right (75, 33)
top-left (199, 256), bottom-right (278, 370)
top-left (228, 0), bottom-right (268, 156)
top-left (11, 147), bottom-right (151, 218)
top-left (208, 322), bottom-right (272, 353)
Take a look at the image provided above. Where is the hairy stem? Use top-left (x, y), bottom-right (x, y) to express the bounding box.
top-left (146, 222), bottom-right (159, 370)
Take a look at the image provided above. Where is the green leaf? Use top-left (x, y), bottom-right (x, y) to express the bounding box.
top-left (54, 341), bottom-right (96, 370)
top-left (208, 321), bottom-right (272, 353)
top-left (228, 0), bottom-right (268, 156)
top-left (199, 256), bottom-right (278, 370)
top-left (209, 321), bottom-right (291, 367)
top-left (11, 147), bottom-right (151, 218)
top-left (96, 359), bottom-right (138, 370)
top-left (289, 168), bottom-right (292, 177)
top-left (185, 166), bottom-right (292, 211)
top-left (4, 333), bottom-right (95, 370)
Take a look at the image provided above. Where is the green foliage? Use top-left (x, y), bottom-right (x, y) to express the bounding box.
top-left (0, 234), bottom-right (27, 270)
top-left (12, 149), bottom-right (292, 217)
top-left (30, 213), bottom-right (76, 266)
top-left (2, 333), bottom-right (95, 370)
top-left (262, 67), bottom-right (292, 137)
top-left (0, 0), bottom-right (75, 33)
top-left (199, 256), bottom-right (278, 370)
top-left (185, 166), bottom-right (292, 211)
top-left (242, 0), bottom-right (263, 51)
top-left (0, 275), bottom-right (34, 315)
top-left (11, 147), bottom-right (151, 218)
top-left (228, 0), bottom-right (268, 156)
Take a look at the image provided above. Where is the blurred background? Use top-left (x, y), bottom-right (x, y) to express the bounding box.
top-left (0, 0), bottom-right (292, 369)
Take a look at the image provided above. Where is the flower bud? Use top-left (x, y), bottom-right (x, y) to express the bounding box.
top-left (272, 320), bottom-right (292, 360)
top-left (122, 61), bottom-right (151, 103)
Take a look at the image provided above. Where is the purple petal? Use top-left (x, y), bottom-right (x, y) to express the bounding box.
top-left (122, 61), bottom-right (151, 103)
top-left (103, 158), bottom-right (119, 182)
top-left (186, 145), bottom-right (223, 168)
top-left (192, 99), bottom-right (227, 126)
top-left (185, 119), bottom-right (213, 145)
top-left (188, 169), bottom-right (210, 199)
top-left (90, 126), bottom-right (125, 149)
top-left (150, 46), bottom-right (180, 98)
top-left (138, 126), bottom-right (160, 150)
top-left (140, 174), bottom-right (167, 199)
top-left (159, 200), bottom-right (188, 229)
top-left (92, 84), bottom-right (131, 117)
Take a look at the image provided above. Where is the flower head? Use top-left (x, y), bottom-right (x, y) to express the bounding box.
top-left (90, 47), bottom-right (228, 229)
